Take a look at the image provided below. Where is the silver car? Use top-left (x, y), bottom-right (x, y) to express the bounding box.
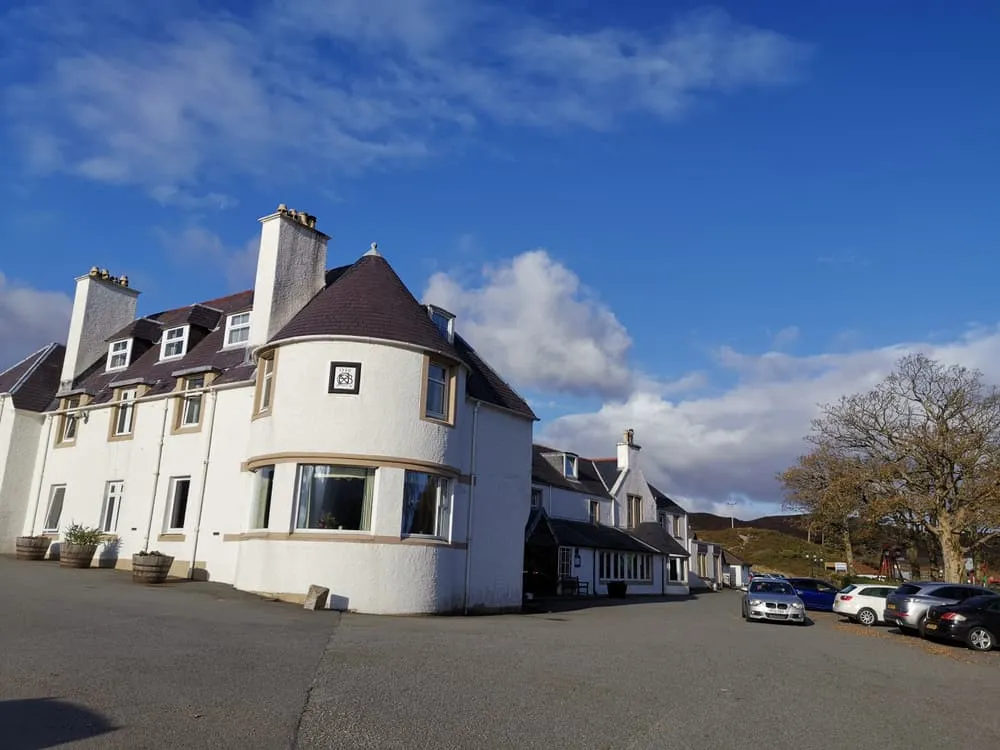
top-left (883, 581), bottom-right (996, 635)
top-left (741, 579), bottom-right (806, 624)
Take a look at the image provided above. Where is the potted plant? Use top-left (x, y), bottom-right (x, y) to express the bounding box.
top-left (60, 523), bottom-right (104, 568)
top-left (15, 535), bottom-right (51, 561)
top-left (132, 549), bottom-right (175, 584)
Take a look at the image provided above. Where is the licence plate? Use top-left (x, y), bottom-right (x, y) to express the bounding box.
top-left (925, 623), bottom-right (938, 630)
top-left (886, 603), bottom-right (896, 609)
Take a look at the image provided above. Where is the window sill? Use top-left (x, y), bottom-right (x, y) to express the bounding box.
top-left (420, 414), bottom-right (454, 428)
top-left (400, 534), bottom-right (450, 544)
top-left (222, 531), bottom-right (467, 549)
top-left (250, 409), bottom-right (272, 422)
top-left (107, 433), bottom-right (135, 443)
top-left (157, 533), bottom-right (186, 542)
top-left (171, 424), bottom-right (202, 435)
top-left (54, 441), bottom-right (77, 449)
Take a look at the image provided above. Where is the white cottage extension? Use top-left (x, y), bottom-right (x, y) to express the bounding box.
top-left (0, 205), bottom-right (537, 615)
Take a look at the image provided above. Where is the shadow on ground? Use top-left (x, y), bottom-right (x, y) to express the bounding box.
top-left (522, 593), bottom-right (703, 614)
top-left (0, 697), bottom-right (117, 750)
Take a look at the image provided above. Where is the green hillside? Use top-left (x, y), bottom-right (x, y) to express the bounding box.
top-left (700, 528), bottom-right (834, 578)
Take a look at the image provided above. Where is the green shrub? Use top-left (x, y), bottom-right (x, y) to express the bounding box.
top-left (63, 523), bottom-right (105, 546)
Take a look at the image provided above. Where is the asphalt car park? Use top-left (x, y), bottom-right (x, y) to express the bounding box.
top-left (2, 557), bottom-right (998, 750)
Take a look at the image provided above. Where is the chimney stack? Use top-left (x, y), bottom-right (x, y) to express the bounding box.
top-left (616, 427), bottom-right (641, 472)
top-left (248, 204), bottom-right (329, 348)
top-left (59, 270), bottom-right (139, 391)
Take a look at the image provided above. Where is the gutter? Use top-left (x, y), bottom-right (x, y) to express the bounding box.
top-left (26, 414), bottom-right (55, 535)
top-left (462, 400), bottom-right (482, 615)
top-left (188, 390), bottom-right (219, 580)
top-left (141, 398), bottom-right (171, 551)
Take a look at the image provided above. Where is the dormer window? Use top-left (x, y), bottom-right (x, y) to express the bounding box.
top-left (107, 339), bottom-right (132, 371)
top-left (224, 312), bottom-right (251, 347)
top-left (161, 326), bottom-right (189, 360)
top-left (427, 305), bottom-right (455, 344)
top-left (563, 454), bottom-right (578, 479)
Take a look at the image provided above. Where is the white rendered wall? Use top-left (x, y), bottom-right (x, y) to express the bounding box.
top-left (0, 403), bottom-right (44, 551)
top-left (17, 335), bottom-right (534, 614)
top-left (247, 340), bottom-right (470, 470)
top-left (60, 276), bottom-right (139, 388)
top-left (547, 485), bottom-right (612, 523)
top-left (611, 466), bottom-right (658, 529)
top-left (463, 404), bottom-right (532, 612)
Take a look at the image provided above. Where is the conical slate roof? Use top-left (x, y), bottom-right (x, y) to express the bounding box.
top-left (273, 252), bottom-right (536, 419)
top-left (272, 253), bottom-right (462, 360)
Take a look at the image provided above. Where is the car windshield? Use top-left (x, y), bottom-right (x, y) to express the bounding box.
top-left (750, 581), bottom-right (794, 596)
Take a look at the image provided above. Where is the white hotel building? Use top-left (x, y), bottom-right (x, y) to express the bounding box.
top-left (0, 205), bottom-right (537, 614)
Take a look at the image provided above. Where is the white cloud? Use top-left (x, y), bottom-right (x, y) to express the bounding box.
top-left (424, 250), bottom-right (634, 397)
top-left (155, 227), bottom-right (259, 291)
top-left (1, 2), bottom-right (809, 197)
top-left (540, 327), bottom-right (1000, 516)
top-left (769, 325), bottom-right (799, 350)
top-left (0, 273), bottom-right (72, 368)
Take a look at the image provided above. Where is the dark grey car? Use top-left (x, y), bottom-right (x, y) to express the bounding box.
top-left (883, 581), bottom-right (997, 635)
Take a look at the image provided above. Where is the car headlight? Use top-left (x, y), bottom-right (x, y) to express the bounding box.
top-left (791, 602), bottom-right (803, 608)
top-left (748, 599), bottom-right (762, 606)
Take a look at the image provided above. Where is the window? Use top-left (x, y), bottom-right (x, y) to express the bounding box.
top-left (224, 312), bottom-right (251, 347)
top-left (402, 471), bottom-right (451, 538)
top-left (113, 388), bottom-right (137, 436)
top-left (59, 396), bottom-right (81, 443)
top-left (160, 326), bottom-right (188, 359)
top-left (101, 481), bottom-right (125, 533)
top-left (107, 339), bottom-right (131, 371)
top-left (295, 465), bottom-right (374, 531)
top-left (816, 582), bottom-right (838, 594)
top-left (255, 355), bottom-right (275, 415)
top-left (589, 500), bottom-right (600, 524)
top-left (669, 557), bottom-right (683, 582)
top-left (250, 465), bottom-right (275, 529)
top-left (165, 477), bottom-right (191, 531)
top-left (627, 494), bottom-right (642, 527)
top-left (427, 305), bottom-right (455, 343)
top-left (672, 516), bottom-right (682, 538)
top-left (563, 454), bottom-right (578, 479)
top-left (860, 587), bottom-right (891, 599)
top-left (697, 553), bottom-right (707, 577)
top-left (180, 376), bottom-right (205, 427)
top-left (598, 551), bottom-right (653, 582)
top-left (424, 361), bottom-right (451, 421)
top-left (558, 547), bottom-right (573, 578)
top-left (43, 485), bottom-right (66, 532)
top-left (530, 487), bottom-right (543, 510)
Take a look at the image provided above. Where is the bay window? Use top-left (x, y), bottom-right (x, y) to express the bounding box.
top-left (402, 471), bottom-right (451, 538)
top-left (598, 551), bottom-right (653, 583)
top-left (295, 465), bottom-right (374, 531)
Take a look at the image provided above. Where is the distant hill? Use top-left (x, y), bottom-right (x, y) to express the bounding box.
top-left (689, 512), bottom-right (809, 540)
top-left (696, 528), bottom-right (827, 578)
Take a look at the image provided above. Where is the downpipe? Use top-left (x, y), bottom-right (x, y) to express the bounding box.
top-left (462, 400), bottom-right (481, 615)
top-left (141, 398), bottom-right (171, 551)
top-left (188, 390), bottom-right (219, 580)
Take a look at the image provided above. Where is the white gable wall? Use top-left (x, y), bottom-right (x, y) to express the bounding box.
top-left (0, 401), bottom-right (45, 551)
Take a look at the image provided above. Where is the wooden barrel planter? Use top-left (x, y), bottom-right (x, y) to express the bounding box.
top-left (15, 536), bottom-right (51, 561)
top-left (132, 553), bottom-right (174, 584)
top-left (59, 543), bottom-right (98, 569)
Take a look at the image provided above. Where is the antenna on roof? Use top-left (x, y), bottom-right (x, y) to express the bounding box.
top-left (365, 242), bottom-right (381, 257)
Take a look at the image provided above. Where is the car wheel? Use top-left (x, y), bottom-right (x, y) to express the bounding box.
top-left (967, 626), bottom-right (995, 652)
top-left (857, 608), bottom-right (877, 627)
top-left (917, 616), bottom-right (928, 638)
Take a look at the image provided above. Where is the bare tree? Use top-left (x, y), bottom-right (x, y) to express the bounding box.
top-left (800, 354), bottom-right (1000, 582)
top-left (779, 445), bottom-right (887, 574)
